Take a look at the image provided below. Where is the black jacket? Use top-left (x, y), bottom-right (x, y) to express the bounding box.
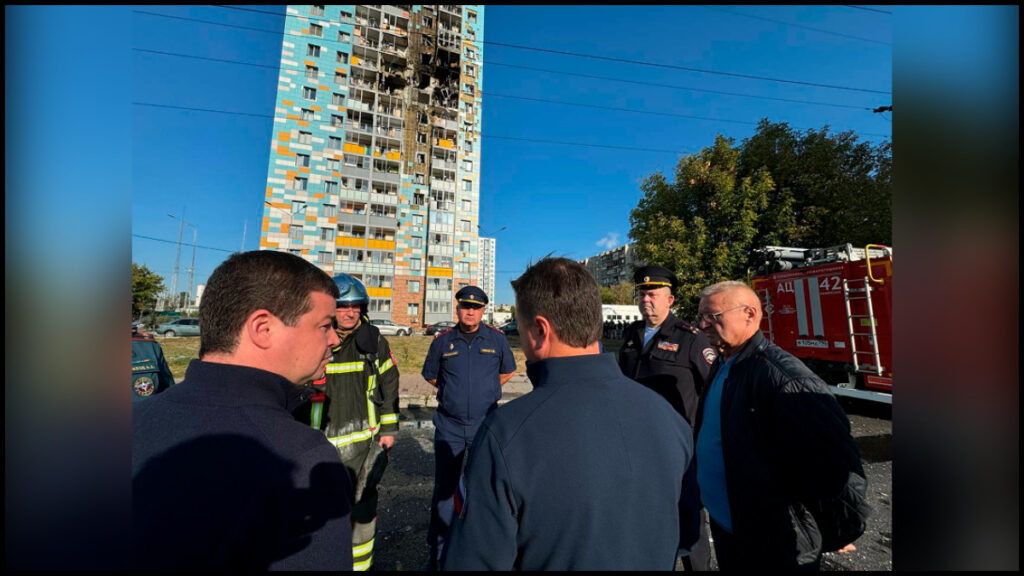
top-left (618, 312), bottom-right (716, 425)
top-left (444, 354), bottom-right (700, 570)
top-left (694, 332), bottom-right (863, 569)
top-left (132, 360), bottom-right (353, 570)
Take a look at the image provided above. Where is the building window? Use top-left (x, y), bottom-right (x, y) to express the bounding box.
top-left (415, 152), bottom-right (426, 164)
top-left (328, 136), bottom-right (342, 150)
top-left (311, 5), bottom-right (325, 17)
top-left (332, 92), bottom-right (345, 106)
top-left (464, 65), bottom-right (475, 77)
top-left (291, 200), bottom-right (306, 214)
top-left (463, 179), bottom-right (472, 192)
top-left (463, 83), bottom-right (474, 95)
top-left (460, 220), bottom-right (471, 232)
top-left (310, 23), bottom-right (323, 37)
top-left (336, 50), bottom-right (349, 63)
top-left (408, 303), bottom-right (419, 319)
top-left (423, 16), bottom-right (432, 28)
top-left (414, 172), bottom-right (425, 185)
top-left (339, 10), bottom-right (353, 22)
top-left (334, 72), bottom-right (346, 84)
top-left (324, 180), bottom-right (338, 194)
top-left (462, 160), bottom-right (473, 172)
top-left (417, 132), bottom-right (427, 144)
top-left (338, 31), bottom-right (351, 43)
top-left (410, 258), bottom-right (422, 271)
top-left (409, 281), bottom-right (421, 293)
top-left (298, 131), bottom-right (312, 144)
top-left (292, 177), bottom-right (308, 191)
top-left (305, 65), bottom-right (318, 80)
top-left (322, 203), bottom-right (337, 217)
top-left (301, 108), bottom-right (314, 121)
top-left (326, 157), bottom-right (339, 171)
top-left (466, 48), bottom-right (477, 60)
top-left (464, 140), bottom-right (473, 153)
top-left (410, 236), bottom-right (423, 248)
top-left (317, 251), bottom-right (333, 264)
top-left (296, 154), bottom-right (310, 168)
top-left (467, 11), bottom-right (477, 24)
top-left (320, 227), bottom-right (335, 241)
top-left (330, 114), bottom-right (344, 127)
top-left (290, 225), bottom-right (304, 240)
top-left (369, 299), bottom-right (392, 313)
top-left (413, 214), bottom-right (424, 227)
top-left (303, 86), bottom-right (317, 100)
top-left (307, 44), bottom-right (321, 57)
top-left (460, 240), bottom-right (470, 252)
top-left (461, 199), bottom-right (471, 212)
top-left (290, 249), bottom-right (303, 256)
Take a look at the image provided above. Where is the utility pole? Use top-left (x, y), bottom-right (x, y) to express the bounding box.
top-left (169, 209), bottom-right (184, 311)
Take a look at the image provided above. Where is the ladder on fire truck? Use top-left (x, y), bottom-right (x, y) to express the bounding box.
top-left (842, 276), bottom-right (883, 377)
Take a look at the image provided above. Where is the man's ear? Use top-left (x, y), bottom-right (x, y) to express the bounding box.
top-left (245, 309), bottom-right (276, 350)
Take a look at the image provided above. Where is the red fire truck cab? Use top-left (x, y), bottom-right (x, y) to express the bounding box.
top-left (750, 244), bottom-right (893, 404)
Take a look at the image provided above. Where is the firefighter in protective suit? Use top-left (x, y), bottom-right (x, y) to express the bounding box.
top-left (297, 273), bottom-right (400, 571)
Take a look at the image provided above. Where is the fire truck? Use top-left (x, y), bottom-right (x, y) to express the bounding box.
top-left (750, 244), bottom-right (893, 404)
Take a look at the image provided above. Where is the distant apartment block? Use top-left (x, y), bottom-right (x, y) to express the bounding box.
top-left (260, 5), bottom-right (485, 328)
top-left (579, 243), bottom-right (644, 287)
top-left (478, 236), bottom-right (496, 313)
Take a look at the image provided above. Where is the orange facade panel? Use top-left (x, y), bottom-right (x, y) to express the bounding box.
top-left (336, 237), bottom-right (366, 248)
top-left (367, 239), bottom-right (396, 251)
top-left (277, 146), bottom-right (296, 157)
top-left (279, 132), bottom-right (291, 142)
top-left (344, 142), bottom-right (367, 155)
top-left (367, 287), bottom-right (393, 298)
top-left (282, 99), bottom-right (294, 106)
top-left (428, 267), bottom-right (453, 278)
top-left (386, 151), bottom-right (401, 161)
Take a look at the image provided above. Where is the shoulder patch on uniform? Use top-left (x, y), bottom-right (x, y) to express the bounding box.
top-left (134, 376), bottom-right (155, 397)
top-left (657, 341), bottom-right (679, 352)
top-left (389, 349), bottom-right (398, 367)
top-left (702, 347), bottom-right (717, 365)
top-left (677, 319), bottom-right (700, 334)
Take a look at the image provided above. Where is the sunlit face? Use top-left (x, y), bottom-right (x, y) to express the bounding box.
top-left (275, 291), bottom-right (341, 384)
top-left (335, 302), bottom-right (361, 331)
top-left (637, 286), bottom-right (675, 326)
top-left (697, 290), bottom-right (753, 356)
top-left (457, 302), bottom-right (484, 330)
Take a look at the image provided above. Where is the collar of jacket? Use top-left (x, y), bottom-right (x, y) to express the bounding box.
top-left (525, 352), bottom-right (619, 389)
top-left (334, 321), bottom-right (380, 356)
top-left (179, 359), bottom-right (312, 411)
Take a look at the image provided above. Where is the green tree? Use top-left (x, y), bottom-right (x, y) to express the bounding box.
top-left (132, 263), bottom-right (165, 318)
top-left (600, 281), bottom-right (635, 305)
top-left (631, 122), bottom-right (892, 317)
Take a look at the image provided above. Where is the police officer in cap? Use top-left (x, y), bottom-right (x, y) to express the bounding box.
top-left (132, 321), bottom-right (175, 402)
top-left (421, 285), bottom-right (516, 569)
top-left (618, 265), bottom-right (717, 571)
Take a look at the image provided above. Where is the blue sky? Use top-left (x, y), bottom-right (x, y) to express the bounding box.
top-left (131, 5), bottom-right (892, 306)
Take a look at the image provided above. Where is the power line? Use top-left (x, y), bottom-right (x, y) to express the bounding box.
top-left (482, 40), bottom-right (889, 95)
top-left (133, 101), bottom-right (693, 154)
top-left (484, 61), bottom-right (877, 111)
top-left (138, 7), bottom-right (890, 96)
top-left (133, 233), bottom-right (236, 253)
top-left (135, 47), bottom-right (891, 138)
top-left (842, 5), bottom-right (893, 15)
top-left (699, 6), bottom-right (890, 45)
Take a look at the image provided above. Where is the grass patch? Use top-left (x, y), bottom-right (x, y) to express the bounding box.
top-left (153, 333), bottom-right (625, 380)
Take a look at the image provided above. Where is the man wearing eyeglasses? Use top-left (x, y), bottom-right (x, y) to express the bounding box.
top-left (693, 281), bottom-right (865, 571)
top-left (617, 265), bottom-right (716, 570)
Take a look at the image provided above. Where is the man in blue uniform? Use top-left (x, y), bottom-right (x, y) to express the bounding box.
top-left (444, 258), bottom-right (700, 570)
top-left (421, 285), bottom-right (516, 569)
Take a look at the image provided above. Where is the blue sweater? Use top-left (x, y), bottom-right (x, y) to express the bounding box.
top-left (132, 360), bottom-right (353, 570)
top-left (444, 353), bottom-right (699, 570)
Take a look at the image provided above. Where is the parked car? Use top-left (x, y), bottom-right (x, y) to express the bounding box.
top-left (370, 319), bottom-right (413, 337)
top-left (156, 318), bottom-right (201, 337)
top-left (425, 321), bottom-right (456, 337)
top-left (499, 321), bottom-right (518, 336)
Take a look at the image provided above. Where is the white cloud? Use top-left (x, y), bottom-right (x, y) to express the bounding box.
top-left (595, 232), bottom-right (620, 249)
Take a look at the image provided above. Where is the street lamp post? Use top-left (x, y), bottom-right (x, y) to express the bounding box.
top-left (168, 212), bottom-right (197, 311)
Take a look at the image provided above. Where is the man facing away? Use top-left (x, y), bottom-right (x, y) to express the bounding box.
top-left (694, 281), bottom-right (866, 571)
top-left (444, 258), bottom-right (700, 570)
top-left (132, 251), bottom-right (353, 570)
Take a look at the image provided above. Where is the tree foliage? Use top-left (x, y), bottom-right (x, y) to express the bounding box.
top-left (132, 263), bottom-right (165, 318)
top-left (630, 121), bottom-right (892, 317)
top-left (600, 281), bottom-right (635, 305)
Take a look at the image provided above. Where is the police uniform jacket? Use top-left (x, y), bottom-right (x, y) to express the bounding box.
top-left (306, 321), bottom-right (399, 465)
top-left (443, 353), bottom-right (700, 571)
top-left (694, 331), bottom-right (863, 569)
top-left (132, 360), bottom-right (353, 570)
top-left (618, 312), bottom-right (717, 425)
top-left (132, 335), bottom-right (174, 402)
top-left (421, 325), bottom-right (515, 425)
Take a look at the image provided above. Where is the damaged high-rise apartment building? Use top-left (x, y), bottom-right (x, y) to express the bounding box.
top-left (261, 5), bottom-right (486, 327)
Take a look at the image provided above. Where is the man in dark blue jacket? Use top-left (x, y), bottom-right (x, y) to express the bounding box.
top-left (132, 251), bottom-right (353, 570)
top-left (444, 258), bottom-right (699, 570)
